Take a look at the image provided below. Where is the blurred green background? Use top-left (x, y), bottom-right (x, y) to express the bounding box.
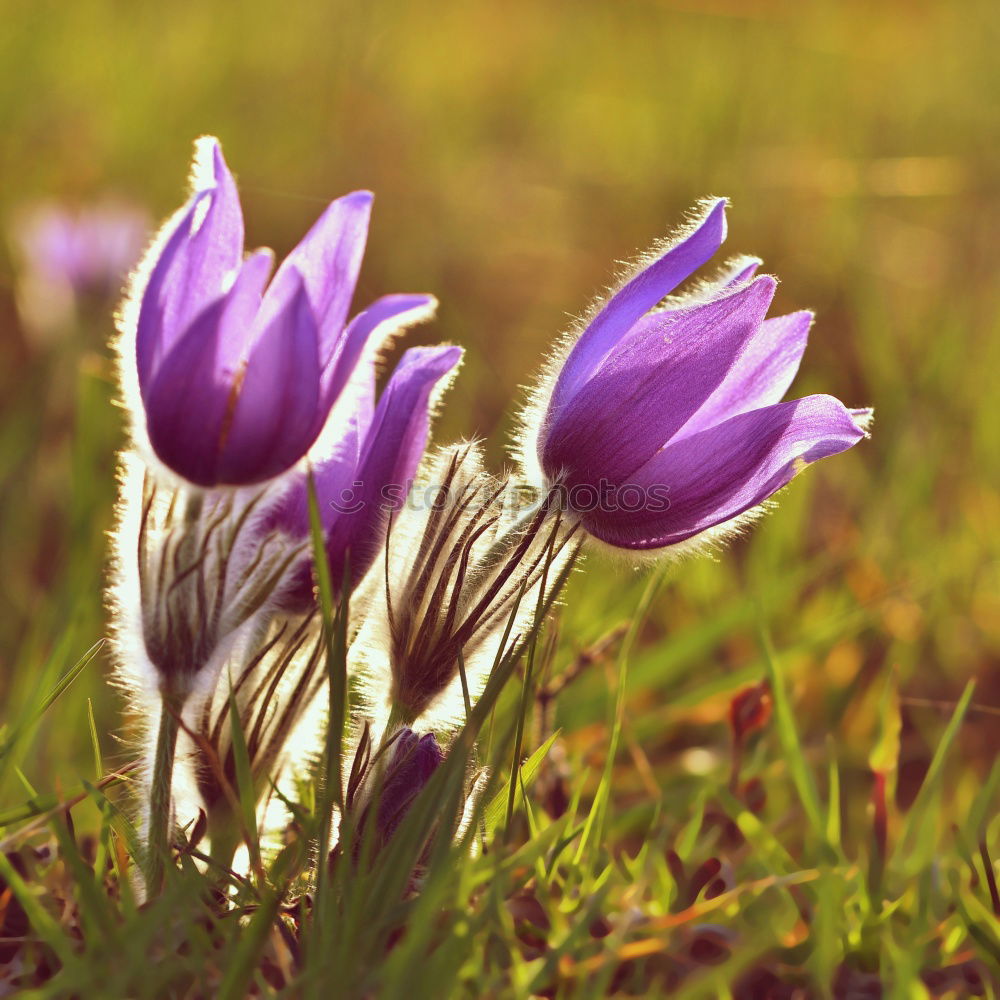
top-left (1, 0), bottom-right (997, 830)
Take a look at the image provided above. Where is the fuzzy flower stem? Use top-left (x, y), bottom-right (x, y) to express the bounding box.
top-left (207, 809), bottom-right (242, 876)
top-left (144, 689), bottom-right (184, 895)
top-left (383, 701), bottom-right (415, 743)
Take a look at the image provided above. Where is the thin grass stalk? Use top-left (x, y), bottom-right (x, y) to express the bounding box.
top-left (504, 514), bottom-right (560, 841)
top-left (574, 562), bottom-right (663, 865)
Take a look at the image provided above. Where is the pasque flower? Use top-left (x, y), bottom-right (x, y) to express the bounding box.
top-left (130, 136), bottom-right (435, 487)
top-left (357, 728), bottom-right (444, 851)
top-left (265, 344), bottom-right (462, 610)
top-left (337, 726), bottom-right (445, 881)
top-left (532, 198), bottom-right (871, 550)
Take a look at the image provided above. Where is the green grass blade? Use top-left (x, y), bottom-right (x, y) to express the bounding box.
top-left (894, 679), bottom-right (975, 868)
top-left (575, 567), bottom-right (664, 865)
top-left (758, 627), bottom-right (826, 845)
top-left (226, 682), bottom-right (261, 877)
top-left (484, 729), bottom-right (561, 833)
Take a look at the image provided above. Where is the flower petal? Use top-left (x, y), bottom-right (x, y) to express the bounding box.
top-left (548, 198), bottom-right (726, 415)
top-left (318, 293), bottom-right (438, 427)
top-left (216, 270), bottom-right (321, 484)
top-left (267, 365), bottom-right (375, 542)
top-left (679, 309), bottom-right (813, 436)
top-left (602, 253), bottom-right (765, 361)
top-left (265, 190), bottom-right (373, 368)
top-left (374, 730), bottom-right (443, 842)
top-left (135, 192), bottom-right (206, 395)
top-left (357, 346), bottom-right (462, 506)
top-left (720, 256), bottom-right (761, 289)
top-left (543, 276), bottom-right (776, 486)
top-left (199, 249), bottom-right (275, 381)
top-left (580, 394), bottom-right (867, 549)
top-left (325, 345), bottom-right (462, 589)
top-left (256, 365), bottom-right (374, 609)
top-left (143, 252), bottom-right (270, 486)
top-left (136, 140), bottom-right (244, 395)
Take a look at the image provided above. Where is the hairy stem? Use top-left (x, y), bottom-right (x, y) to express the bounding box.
top-left (145, 691), bottom-right (183, 896)
top-left (207, 807), bottom-right (241, 877)
top-left (383, 701), bottom-right (415, 744)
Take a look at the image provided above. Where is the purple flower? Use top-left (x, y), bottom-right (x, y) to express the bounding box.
top-left (133, 137), bottom-right (436, 488)
top-left (14, 200), bottom-right (149, 294)
top-left (266, 344), bottom-right (462, 608)
top-left (535, 198), bottom-right (871, 550)
top-left (350, 728), bottom-right (443, 860)
top-left (11, 200), bottom-right (149, 336)
top-left (372, 729), bottom-right (444, 844)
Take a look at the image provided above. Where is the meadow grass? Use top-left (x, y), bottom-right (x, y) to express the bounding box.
top-left (1, 0), bottom-right (998, 995)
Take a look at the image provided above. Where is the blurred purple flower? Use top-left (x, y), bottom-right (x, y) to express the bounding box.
top-left (133, 137), bottom-right (436, 488)
top-left (11, 200), bottom-right (149, 336)
top-left (536, 198), bottom-right (871, 550)
top-left (266, 344), bottom-right (461, 609)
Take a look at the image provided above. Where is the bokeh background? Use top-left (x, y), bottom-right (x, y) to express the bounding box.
top-left (1, 0), bottom-right (998, 833)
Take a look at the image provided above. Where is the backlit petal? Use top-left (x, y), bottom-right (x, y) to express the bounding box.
top-left (543, 276), bottom-right (776, 485)
top-left (547, 198), bottom-right (726, 415)
top-left (581, 394), bottom-right (867, 549)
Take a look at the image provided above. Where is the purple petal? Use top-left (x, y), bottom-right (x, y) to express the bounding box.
top-left (265, 190), bottom-right (372, 368)
top-left (267, 346), bottom-right (459, 610)
top-left (543, 276), bottom-right (776, 486)
top-left (259, 367), bottom-right (375, 609)
top-left (548, 198), bottom-right (726, 416)
top-left (325, 345), bottom-right (462, 589)
top-left (268, 365), bottom-right (376, 540)
top-left (136, 193), bottom-right (207, 395)
top-left (143, 252), bottom-right (271, 486)
top-left (317, 293), bottom-right (438, 430)
top-left (720, 257), bottom-right (761, 289)
top-left (311, 408), bottom-right (371, 528)
top-left (357, 346), bottom-right (462, 509)
top-left (209, 249), bottom-right (276, 376)
top-left (136, 141), bottom-right (245, 395)
top-left (678, 310), bottom-right (812, 437)
top-left (596, 254), bottom-right (766, 362)
top-left (375, 730), bottom-right (443, 842)
top-left (215, 270), bottom-right (321, 484)
top-left (143, 298), bottom-right (230, 485)
top-left (580, 394), bottom-right (867, 549)
top-left (337, 354), bottom-right (377, 449)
